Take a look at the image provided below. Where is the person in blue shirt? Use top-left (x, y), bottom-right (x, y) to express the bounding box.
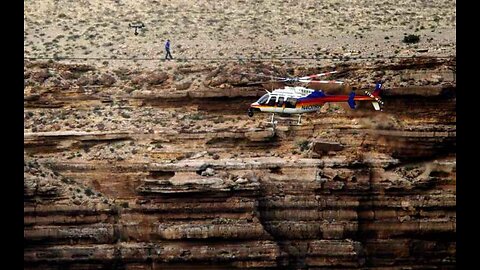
top-left (165, 39), bottom-right (173, 60)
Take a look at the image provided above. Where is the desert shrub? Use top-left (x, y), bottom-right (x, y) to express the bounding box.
top-left (403, 34), bottom-right (420, 44)
top-left (85, 188), bottom-right (94, 197)
top-left (189, 114), bottom-right (203, 120)
top-left (297, 140), bottom-right (310, 152)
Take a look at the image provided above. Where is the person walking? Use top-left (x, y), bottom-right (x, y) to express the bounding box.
top-left (165, 39), bottom-right (173, 60)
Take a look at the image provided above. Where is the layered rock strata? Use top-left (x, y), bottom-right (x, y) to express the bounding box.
top-left (24, 58), bottom-right (455, 269)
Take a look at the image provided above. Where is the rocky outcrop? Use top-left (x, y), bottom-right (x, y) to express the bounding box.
top-left (24, 59), bottom-right (455, 269)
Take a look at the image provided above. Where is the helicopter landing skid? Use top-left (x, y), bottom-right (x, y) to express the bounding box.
top-left (266, 113), bottom-right (278, 126)
top-left (265, 113), bottom-right (302, 127)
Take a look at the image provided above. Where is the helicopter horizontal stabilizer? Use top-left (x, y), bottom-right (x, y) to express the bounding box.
top-left (348, 92), bottom-right (356, 109)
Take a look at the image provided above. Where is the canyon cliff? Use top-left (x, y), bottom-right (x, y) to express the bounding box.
top-left (24, 57), bottom-right (455, 269)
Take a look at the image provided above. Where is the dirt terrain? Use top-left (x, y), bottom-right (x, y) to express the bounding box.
top-left (24, 0), bottom-right (455, 69)
top-left (24, 1), bottom-right (455, 269)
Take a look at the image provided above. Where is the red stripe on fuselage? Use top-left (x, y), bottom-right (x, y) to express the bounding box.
top-left (297, 95), bottom-right (374, 106)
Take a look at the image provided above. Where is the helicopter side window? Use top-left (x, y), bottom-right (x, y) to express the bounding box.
top-left (266, 95), bottom-right (277, 106)
top-left (277, 97), bottom-right (284, 107)
top-left (257, 94), bottom-right (269, 105)
top-left (285, 97), bottom-right (297, 108)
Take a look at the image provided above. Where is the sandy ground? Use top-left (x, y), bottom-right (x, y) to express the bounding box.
top-left (24, 0), bottom-right (455, 68)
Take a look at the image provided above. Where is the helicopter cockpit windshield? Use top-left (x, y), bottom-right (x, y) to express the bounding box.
top-left (257, 94), bottom-right (269, 105)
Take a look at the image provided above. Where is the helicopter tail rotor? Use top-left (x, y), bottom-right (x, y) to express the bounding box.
top-left (364, 82), bottom-right (384, 110)
top-left (372, 82), bottom-right (383, 97)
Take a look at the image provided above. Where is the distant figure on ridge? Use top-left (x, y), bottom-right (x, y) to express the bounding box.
top-left (165, 39), bottom-right (173, 60)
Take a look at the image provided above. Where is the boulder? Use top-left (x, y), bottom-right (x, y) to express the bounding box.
top-left (31, 69), bottom-right (51, 82)
top-left (98, 74), bottom-right (116, 86)
top-left (147, 71), bottom-right (169, 85)
top-left (312, 141), bottom-right (344, 156)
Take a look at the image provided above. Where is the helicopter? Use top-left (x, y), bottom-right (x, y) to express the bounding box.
top-left (244, 71), bottom-right (384, 125)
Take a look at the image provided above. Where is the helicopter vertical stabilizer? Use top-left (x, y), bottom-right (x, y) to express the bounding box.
top-left (365, 82), bottom-right (384, 108)
top-left (372, 82), bottom-right (382, 97)
top-left (348, 92), bottom-right (356, 109)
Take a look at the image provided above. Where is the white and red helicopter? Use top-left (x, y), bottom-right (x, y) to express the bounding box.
top-left (243, 71), bottom-right (384, 125)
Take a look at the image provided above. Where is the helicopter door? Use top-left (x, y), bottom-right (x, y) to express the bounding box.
top-left (263, 95), bottom-right (277, 112)
top-left (266, 95), bottom-right (276, 106)
top-left (276, 97), bottom-right (285, 113)
top-left (284, 97), bottom-right (298, 113)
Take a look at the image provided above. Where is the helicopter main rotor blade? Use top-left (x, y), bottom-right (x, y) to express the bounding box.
top-left (231, 82), bottom-right (267, 87)
top-left (238, 71), bottom-right (344, 86)
top-left (239, 72), bottom-right (286, 81)
top-left (299, 79), bottom-right (344, 84)
top-left (298, 71), bottom-right (338, 80)
top-left (231, 80), bottom-right (287, 87)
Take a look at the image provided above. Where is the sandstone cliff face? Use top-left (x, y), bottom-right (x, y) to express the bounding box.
top-left (24, 58), bottom-right (455, 269)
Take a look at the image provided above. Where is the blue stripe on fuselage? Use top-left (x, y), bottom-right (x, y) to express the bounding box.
top-left (298, 90), bottom-right (325, 101)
